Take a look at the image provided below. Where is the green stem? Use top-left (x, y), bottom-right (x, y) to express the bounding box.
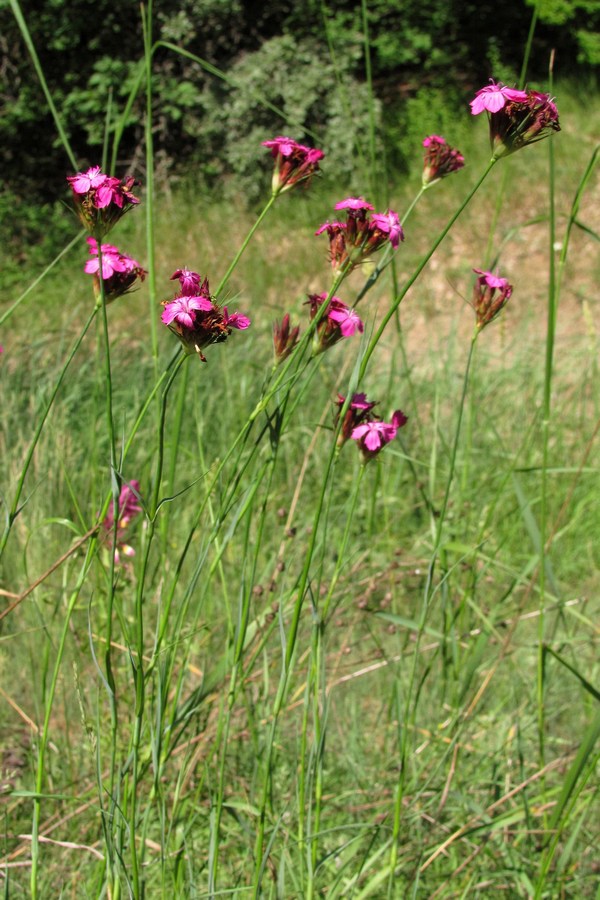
top-left (215, 193), bottom-right (278, 296)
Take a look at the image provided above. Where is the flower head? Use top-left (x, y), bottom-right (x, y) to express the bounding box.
top-left (317, 199), bottom-right (404, 275)
top-left (102, 480), bottom-right (142, 565)
top-left (273, 313), bottom-right (300, 363)
top-left (161, 270), bottom-right (250, 361)
top-left (67, 167), bottom-right (140, 236)
top-left (422, 135), bottom-right (465, 186)
top-left (262, 136), bottom-right (324, 195)
top-left (84, 237), bottom-right (146, 303)
top-left (306, 293), bottom-right (363, 353)
top-left (470, 82), bottom-right (560, 158)
top-left (351, 409), bottom-right (407, 462)
top-left (334, 393), bottom-right (378, 445)
top-left (472, 267), bottom-right (513, 329)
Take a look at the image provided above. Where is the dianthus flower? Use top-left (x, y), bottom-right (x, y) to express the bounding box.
top-left (470, 82), bottom-right (560, 158)
top-left (262, 136), bottom-right (324, 195)
top-left (422, 135), bottom-right (465, 186)
top-left (351, 409), bottom-right (407, 463)
top-left (67, 167), bottom-right (140, 236)
top-left (273, 313), bottom-right (300, 363)
top-left (306, 293), bottom-right (363, 354)
top-left (334, 393), bottom-right (378, 446)
top-left (316, 198), bottom-right (404, 274)
top-left (84, 237), bottom-right (146, 303)
top-left (102, 480), bottom-right (142, 565)
top-left (472, 267), bottom-right (513, 329)
top-left (161, 270), bottom-right (250, 361)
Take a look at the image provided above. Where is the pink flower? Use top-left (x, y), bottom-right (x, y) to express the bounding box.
top-left (317, 200), bottom-right (404, 274)
top-left (223, 308), bottom-right (251, 330)
top-left (67, 168), bottom-right (140, 237)
top-left (67, 166), bottom-right (108, 194)
top-left (470, 80), bottom-right (528, 115)
top-left (335, 393), bottom-right (378, 445)
top-left (472, 267), bottom-right (513, 329)
top-left (102, 480), bottom-right (142, 565)
top-left (161, 271), bottom-right (251, 361)
top-left (471, 84), bottom-right (560, 158)
top-left (161, 295), bottom-right (213, 328)
top-left (422, 135), bottom-right (465, 185)
top-left (84, 237), bottom-right (146, 302)
top-left (334, 197), bottom-right (375, 212)
top-left (370, 211), bottom-right (404, 250)
top-left (171, 268), bottom-right (202, 295)
top-left (306, 293), bottom-right (363, 353)
top-left (351, 409), bottom-right (407, 462)
top-left (262, 136), bottom-right (324, 194)
top-left (327, 301), bottom-right (364, 337)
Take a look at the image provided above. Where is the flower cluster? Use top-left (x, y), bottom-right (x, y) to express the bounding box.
top-left (67, 166), bottom-right (140, 236)
top-left (161, 268), bottom-right (250, 361)
top-left (84, 238), bottom-right (146, 303)
top-left (102, 480), bottom-right (142, 565)
top-left (422, 135), bottom-right (465, 186)
top-left (305, 293), bottom-right (364, 354)
top-left (262, 136), bottom-right (324, 195)
top-left (470, 80), bottom-right (560, 158)
top-left (472, 268), bottom-right (513, 330)
top-left (335, 394), bottom-right (407, 462)
top-left (316, 197), bottom-right (404, 274)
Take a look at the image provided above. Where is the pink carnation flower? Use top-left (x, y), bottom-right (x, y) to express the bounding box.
top-left (262, 135), bottom-right (324, 195)
top-left (472, 267), bottom-right (513, 329)
top-left (335, 393), bottom-right (378, 445)
top-left (351, 409), bottom-right (407, 461)
top-left (84, 237), bottom-right (146, 302)
top-left (161, 295), bottom-right (213, 328)
top-left (370, 211), bottom-right (404, 250)
top-left (102, 480), bottom-right (142, 566)
top-left (67, 167), bottom-right (140, 237)
top-left (67, 166), bottom-right (107, 194)
top-left (422, 135), bottom-right (465, 185)
top-left (306, 293), bottom-right (363, 353)
top-left (334, 197), bottom-right (375, 212)
top-left (161, 271), bottom-right (251, 361)
top-left (470, 80), bottom-right (528, 115)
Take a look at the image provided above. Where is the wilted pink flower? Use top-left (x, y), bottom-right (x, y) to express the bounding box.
top-left (317, 199), bottom-right (404, 274)
top-left (171, 267), bottom-right (202, 295)
top-left (273, 313), bottom-right (300, 363)
top-left (422, 135), bottom-right (465, 185)
top-left (84, 237), bottom-right (146, 302)
top-left (306, 293), bottom-right (363, 353)
top-left (471, 83), bottom-right (560, 158)
top-left (472, 267), bottom-right (513, 329)
top-left (223, 308), bottom-right (251, 330)
top-left (262, 136), bottom-right (324, 194)
top-left (102, 480), bottom-right (142, 564)
top-left (352, 409), bottom-right (407, 462)
top-left (67, 167), bottom-right (140, 236)
top-left (335, 393), bottom-right (378, 445)
top-left (161, 271), bottom-right (251, 361)
top-left (470, 80), bottom-right (528, 115)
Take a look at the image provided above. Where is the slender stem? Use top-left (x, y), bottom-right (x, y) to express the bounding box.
top-left (142, 2), bottom-right (158, 378)
top-left (215, 193), bottom-right (278, 296)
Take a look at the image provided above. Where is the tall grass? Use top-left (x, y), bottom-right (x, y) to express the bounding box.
top-left (1, 4), bottom-right (600, 898)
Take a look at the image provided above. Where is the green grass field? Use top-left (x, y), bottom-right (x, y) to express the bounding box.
top-left (1, 72), bottom-right (599, 898)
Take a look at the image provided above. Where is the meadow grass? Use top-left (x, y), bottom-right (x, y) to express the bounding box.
top-left (1, 13), bottom-right (600, 897)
